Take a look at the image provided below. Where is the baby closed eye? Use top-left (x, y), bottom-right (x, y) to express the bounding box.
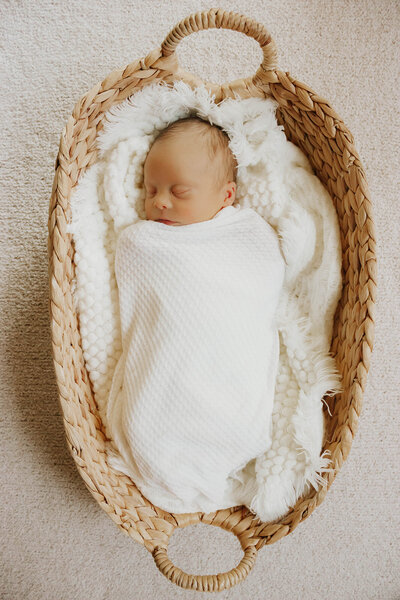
top-left (146, 189), bottom-right (190, 198)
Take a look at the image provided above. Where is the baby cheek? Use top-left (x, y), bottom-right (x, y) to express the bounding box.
top-left (176, 203), bottom-right (193, 216)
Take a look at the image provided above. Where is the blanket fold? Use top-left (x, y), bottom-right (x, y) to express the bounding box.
top-left (105, 204), bottom-right (286, 513)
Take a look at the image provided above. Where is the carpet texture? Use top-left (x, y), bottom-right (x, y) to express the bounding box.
top-left (1, 1), bottom-right (399, 598)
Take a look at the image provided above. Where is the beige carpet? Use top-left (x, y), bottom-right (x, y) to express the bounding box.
top-left (1, 1), bottom-right (399, 598)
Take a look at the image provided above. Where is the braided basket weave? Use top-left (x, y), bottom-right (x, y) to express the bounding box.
top-left (47, 8), bottom-right (376, 592)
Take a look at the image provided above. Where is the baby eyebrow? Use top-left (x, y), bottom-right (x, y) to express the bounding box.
top-left (144, 184), bottom-right (191, 191)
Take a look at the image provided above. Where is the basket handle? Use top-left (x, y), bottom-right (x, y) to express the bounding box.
top-left (151, 515), bottom-right (258, 591)
top-left (160, 8), bottom-right (278, 86)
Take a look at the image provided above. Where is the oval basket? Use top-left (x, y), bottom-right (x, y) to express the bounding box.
top-left (47, 8), bottom-right (377, 592)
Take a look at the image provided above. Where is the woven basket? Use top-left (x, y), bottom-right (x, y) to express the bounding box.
top-left (48, 8), bottom-right (376, 592)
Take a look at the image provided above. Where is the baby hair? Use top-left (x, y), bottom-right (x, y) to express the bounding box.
top-left (151, 116), bottom-right (238, 190)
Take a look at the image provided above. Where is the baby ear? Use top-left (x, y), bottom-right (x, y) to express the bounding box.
top-left (226, 181), bottom-right (236, 203)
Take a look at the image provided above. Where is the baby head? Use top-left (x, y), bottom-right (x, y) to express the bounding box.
top-left (143, 116), bottom-right (237, 226)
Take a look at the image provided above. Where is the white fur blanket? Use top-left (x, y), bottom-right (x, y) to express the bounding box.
top-left (105, 204), bottom-right (286, 514)
top-left (66, 79), bottom-right (344, 521)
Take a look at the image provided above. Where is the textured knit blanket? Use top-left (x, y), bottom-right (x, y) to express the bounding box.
top-left (105, 204), bottom-right (286, 513)
top-left (66, 79), bottom-right (344, 521)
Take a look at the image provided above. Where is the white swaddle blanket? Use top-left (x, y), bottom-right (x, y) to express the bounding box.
top-left (106, 204), bottom-right (286, 513)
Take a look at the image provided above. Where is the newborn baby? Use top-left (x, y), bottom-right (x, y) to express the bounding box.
top-left (105, 116), bottom-right (286, 514)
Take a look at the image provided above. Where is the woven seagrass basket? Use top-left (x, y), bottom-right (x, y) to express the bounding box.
top-left (47, 8), bottom-right (377, 592)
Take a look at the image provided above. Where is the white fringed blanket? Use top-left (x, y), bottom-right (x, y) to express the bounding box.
top-left (105, 204), bottom-right (286, 513)
top-left (66, 79), bottom-right (344, 521)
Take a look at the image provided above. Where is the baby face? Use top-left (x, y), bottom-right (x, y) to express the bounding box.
top-left (143, 133), bottom-right (236, 226)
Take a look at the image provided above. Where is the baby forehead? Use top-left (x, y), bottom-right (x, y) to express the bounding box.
top-left (144, 138), bottom-right (220, 171)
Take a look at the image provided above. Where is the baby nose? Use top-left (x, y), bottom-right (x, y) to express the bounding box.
top-left (153, 192), bottom-right (172, 209)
